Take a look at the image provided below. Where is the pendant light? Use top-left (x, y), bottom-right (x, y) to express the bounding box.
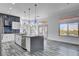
top-left (24, 11), bottom-right (27, 19)
top-left (34, 4), bottom-right (37, 24)
top-left (28, 8), bottom-right (31, 24)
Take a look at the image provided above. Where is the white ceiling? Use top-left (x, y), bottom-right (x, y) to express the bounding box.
top-left (0, 3), bottom-right (78, 20)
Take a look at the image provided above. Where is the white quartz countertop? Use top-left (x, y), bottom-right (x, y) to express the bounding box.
top-left (22, 35), bottom-right (43, 37)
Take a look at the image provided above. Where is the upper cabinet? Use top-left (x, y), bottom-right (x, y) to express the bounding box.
top-left (3, 15), bottom-right (11, 26)
top-left (0, 13), bottom-right (20, 34)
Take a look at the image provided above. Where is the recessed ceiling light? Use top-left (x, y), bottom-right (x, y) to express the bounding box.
top-left (12, 3), bottom-right (15, 5)
top-left (9, 7), bottom-right (12, 10)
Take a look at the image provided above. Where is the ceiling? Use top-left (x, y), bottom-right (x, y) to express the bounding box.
top-left (0, 3), bottom-right (78, 20)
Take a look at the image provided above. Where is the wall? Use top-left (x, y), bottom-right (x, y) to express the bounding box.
top-left (48, 4), bottom-right (79, 45)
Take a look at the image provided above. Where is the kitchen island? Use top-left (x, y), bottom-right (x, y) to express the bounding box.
top-left (15, 34), bottom-right (44, 52)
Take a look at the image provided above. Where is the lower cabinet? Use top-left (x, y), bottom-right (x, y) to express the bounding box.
top-left (15, 34), bottom-right (26, 49)
top-left (2, 34), bottom-right (15, 43)
top-left (15, 34), bottom-right (44, 52)
top-left (15, 34), bottom-right (22, 46)
top-left (21, 36), bottom-right (26, 49)
top-left (26, 36), bottom-right (44, 52)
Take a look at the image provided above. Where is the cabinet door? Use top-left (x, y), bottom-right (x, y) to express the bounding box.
top-left (2, 34), bottom-right (9, 42)
top-left (3, 15), bottom-right (11, 26)
top-left (21, 36), bottom-right (26, 49)
top-left (15, 34), bottom-right (22, 46)
top-left (4, 26), bottom-right (12, 33)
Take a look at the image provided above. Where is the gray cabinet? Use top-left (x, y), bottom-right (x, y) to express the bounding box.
top-left (26, 36), bottom-right (44, 52)
top-left (0, 13), bottom-right (20, 34)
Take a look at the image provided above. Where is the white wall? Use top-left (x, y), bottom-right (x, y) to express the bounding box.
top-left (48, 4), bottom-right (79, 45)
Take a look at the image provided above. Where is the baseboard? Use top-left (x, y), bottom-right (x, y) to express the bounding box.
top-left (47, 37), bottom-right (79, 46)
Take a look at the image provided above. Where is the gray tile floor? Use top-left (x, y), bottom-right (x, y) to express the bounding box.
top-left (0, 40), bottom-right (79, 56)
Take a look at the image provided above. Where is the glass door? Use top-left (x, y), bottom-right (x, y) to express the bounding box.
top-left (38, 25), bottom-right (48, 37)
